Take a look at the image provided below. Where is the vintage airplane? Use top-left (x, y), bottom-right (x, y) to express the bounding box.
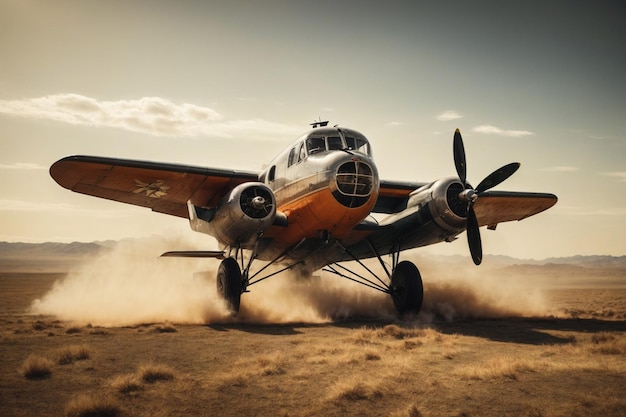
top-left (50, 122), bottom-right (557, 315)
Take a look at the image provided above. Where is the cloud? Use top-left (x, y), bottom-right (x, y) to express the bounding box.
top-left (387, 121), bottom-right (403, 127)
top-left (0, 162), bottom-right (46, 170)
top-left (472, 125), bottom-right (533, 137)
top-left (601, 172), bottom-right (626, 182)
top-left (540, 166), bottom-right (579, 172)
top-left (0, 94), bottom-right (300, 139)
top-left (436, 110), bottom-right (463, 121)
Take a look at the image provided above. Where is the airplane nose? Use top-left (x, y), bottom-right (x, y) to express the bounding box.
top-left (333, 160), bottom-right (375, 208)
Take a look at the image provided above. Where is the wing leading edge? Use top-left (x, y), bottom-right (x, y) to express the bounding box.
top-left (50, 155), bottom-right (260, 218)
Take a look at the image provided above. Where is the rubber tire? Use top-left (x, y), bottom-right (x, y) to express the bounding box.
top-left (216, 257), bottom-right (242, 315)
top-left (390, 261), bottom-right (424, 314)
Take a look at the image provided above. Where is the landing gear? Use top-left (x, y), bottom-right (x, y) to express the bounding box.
top-left (215, 240), bottom-right (305, 316)
top-left (217, 257), bottom-right (242, 314)
top-left (323, 242), bottom-right (424, 315)
top-left (390, 261), bottom-right (423, 314)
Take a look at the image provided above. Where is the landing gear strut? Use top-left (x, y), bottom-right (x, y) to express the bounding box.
top-left (323, 241), bottom-right (425, 315)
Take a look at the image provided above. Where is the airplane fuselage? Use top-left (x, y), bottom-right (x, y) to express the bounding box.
top-left (255, 126), bottom-right (380, 268)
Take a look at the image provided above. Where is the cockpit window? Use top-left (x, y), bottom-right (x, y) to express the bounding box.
top-left (327, 136), bottom-right (343, 150)
top-left (296, 129), bottom-right (372, 161)
top-left (306, 136), bottom-right (325, 154)
top-left (345, 135), bottom-right (370, 155)
top-left (355, 137), bottom-right (369, 155)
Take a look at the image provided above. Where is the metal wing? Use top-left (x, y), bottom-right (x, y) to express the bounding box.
top-left (50, 155), bottom-right (260, 218)
top-left (340, 189), bottom-right (556, 261)
top-left (473, 191), bottom-right (557, 228)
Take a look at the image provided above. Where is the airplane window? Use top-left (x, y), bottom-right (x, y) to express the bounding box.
top-left (344, 135), bottom-right (370, 155)
top-left (288, 147), bottom-right (297, 167)
top-left (268, 165), bottom-right (276, 182)
top-left (355, 137), bottom-right (370, 155)
top-left (306, 136), bottom-right (325, 154)
top-left (345, 136), bottom-right (356, 150)
top-left (327, 136), bottom-right (343, 150)
top-left (297, 142), bottom-right (306, 162)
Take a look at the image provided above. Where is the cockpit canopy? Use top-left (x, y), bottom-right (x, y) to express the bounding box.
top-left (305, 127), bottom-right (371, 156)
top-left (288, 127), bottom-right (371, 167)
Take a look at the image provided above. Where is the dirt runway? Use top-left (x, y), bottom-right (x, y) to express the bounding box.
top-left (1, 271), bottom-right (625, 417)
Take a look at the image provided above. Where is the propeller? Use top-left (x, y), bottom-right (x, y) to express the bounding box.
top-left (240, 186), bottom-right (275, 219)
top-left (452, 129), bottom-right (520, 265)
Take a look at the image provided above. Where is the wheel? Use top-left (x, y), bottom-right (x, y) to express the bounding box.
top-left (390, 261), bottom-right (423, 314)
top-left (216, 257), bottom-right (242, 315)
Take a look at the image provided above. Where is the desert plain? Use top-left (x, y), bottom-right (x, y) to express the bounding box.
top-left (0, 240), bottom-right (625, 417)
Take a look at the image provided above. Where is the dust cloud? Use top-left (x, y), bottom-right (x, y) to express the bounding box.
top-left (416, 256), bottom-right (550, 321)
top-left (30, 236), bottom-right (551, 326)
top-left (30, 235), bottom-right (229, 326)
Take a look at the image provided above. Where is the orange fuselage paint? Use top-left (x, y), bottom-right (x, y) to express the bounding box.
top-left (264, 185), bottom-right (378, 250)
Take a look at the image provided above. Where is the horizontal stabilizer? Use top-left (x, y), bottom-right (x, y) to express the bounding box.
top-left (160, 251), bottom-right (225, 259)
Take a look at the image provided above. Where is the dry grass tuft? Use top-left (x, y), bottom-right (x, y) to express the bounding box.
top-left (217, 371), bottom-right (250, 390)
top-left (137, 362), bottom-right (175, 383)
top-left (254, 353), bottom-right (288, 376)
top-left (329, 378), bottom-right (385, 402)
top-left (110, 373), bottom-right (142, 395)
top-left (351, 324), bottom-right (431, 345)
top-left (589, 332), bottom-right (626, 355)
top-left (458, 357), bottom-right (540, 381)
top-left (378, 324), bottom-right (426, 339)
top-left (591, 332), bottom-right (616, 344)
top-left (55, 344), bottom-right (91, 365)
top-left (65, 326), bottom-right (82, 334)
top-left (64, 394), bottom-right (121, 417)
top-left (403, 339), bottom-right (423, 350)
top-left (18, 354), bottom-right (54, 379)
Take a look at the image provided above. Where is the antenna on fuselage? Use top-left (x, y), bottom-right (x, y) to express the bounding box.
top-left (310, 118), bottom-right (329, 128)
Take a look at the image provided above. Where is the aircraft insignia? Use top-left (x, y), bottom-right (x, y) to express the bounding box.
top-left (133, 179), bottom-right (170, 198)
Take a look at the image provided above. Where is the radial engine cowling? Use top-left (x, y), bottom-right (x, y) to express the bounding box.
top-left (407, 177), bottom-right (468, 234)
top-left (207, 182), bottom-right (276, 246)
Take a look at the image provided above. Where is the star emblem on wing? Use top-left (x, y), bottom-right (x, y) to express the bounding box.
top-left (133, 179), bottom-right (170, 198)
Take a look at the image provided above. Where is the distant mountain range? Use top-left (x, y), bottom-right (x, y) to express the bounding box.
top-left (0, 241), bottom-right (107, 257)
top-left (1, 241), bottom-right (625, 269)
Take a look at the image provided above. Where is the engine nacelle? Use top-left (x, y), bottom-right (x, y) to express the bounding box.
top-left (189, 182), bottom-right (276, 246)
top-left (407, 177), bottom-right (468, 233)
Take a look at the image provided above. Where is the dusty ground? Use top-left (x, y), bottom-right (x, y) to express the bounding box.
top-left (1, 270), bottom-right (625, 417)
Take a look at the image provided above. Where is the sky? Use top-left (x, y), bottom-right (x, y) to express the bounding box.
top-left (1, 0), bottom-right (625, 260)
